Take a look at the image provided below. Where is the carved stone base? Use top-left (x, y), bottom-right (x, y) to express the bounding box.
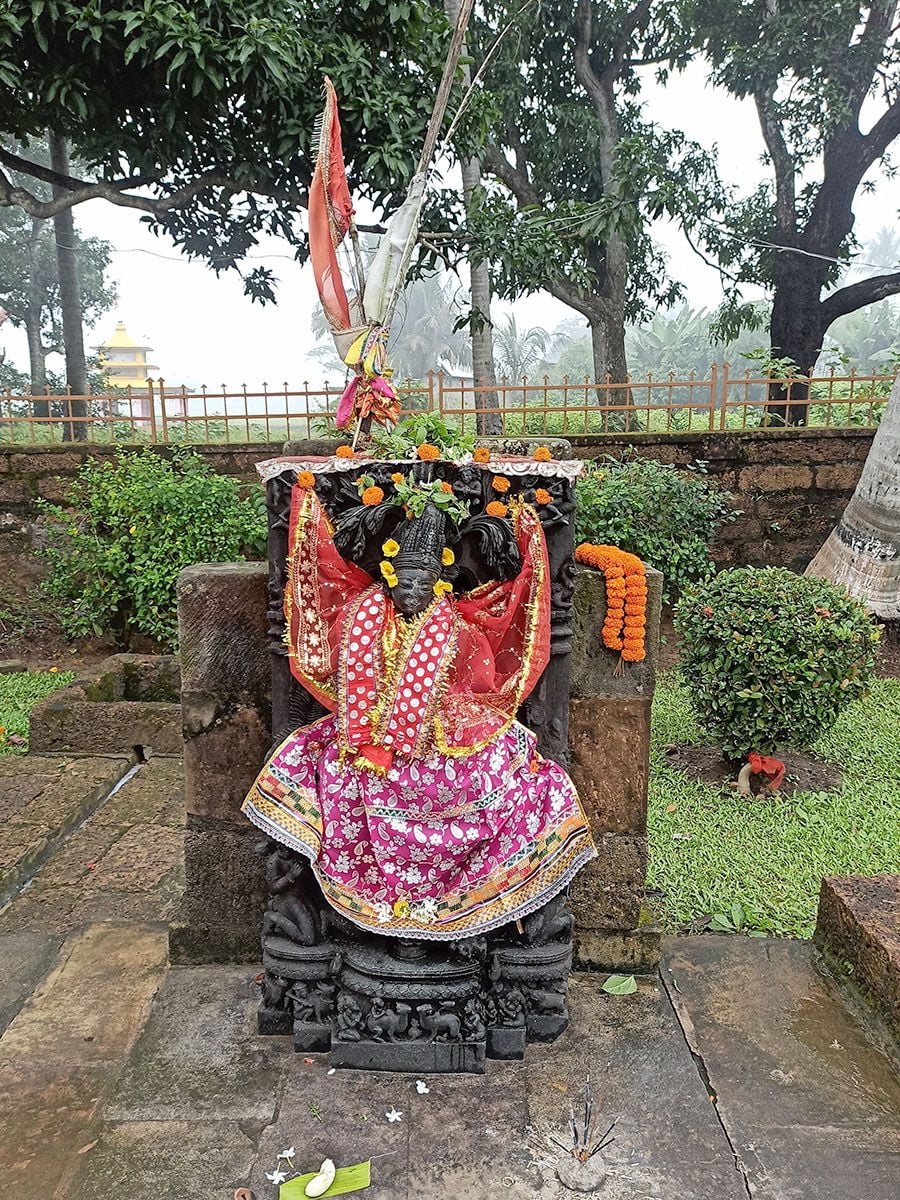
top-left (332, 1038), bottom-right (486, 1074)
top-left (294, 1019), bottom-right (332, 1053)
top-left (526, 1012), bottom-right (569, 1041)
top-left (486, 1024), bottom-right (527, 1060)
top-left (258, 1006), bottom-right (293, 1036)
top-left (254, 844), bottom-right (578, 1073)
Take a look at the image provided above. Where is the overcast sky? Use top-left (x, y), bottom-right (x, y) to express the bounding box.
top-left (4, 59), bottom-right (898, 388)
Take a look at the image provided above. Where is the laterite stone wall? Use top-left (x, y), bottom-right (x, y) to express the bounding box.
top-left (0, 427), bottom-right (872, 572)
top-left (567, 426), bottom-right (873, 572)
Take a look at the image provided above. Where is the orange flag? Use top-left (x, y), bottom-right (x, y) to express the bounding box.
top-left (309, 77), bottom-right (354, 331)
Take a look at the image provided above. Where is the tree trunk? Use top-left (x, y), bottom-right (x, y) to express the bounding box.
top-left (24, 217), bottom-right (50, 417)
top-left (767, 263), bottom-right (828, 426)
top-left (49, 133), bottom-right (88, 441)
top-left (805, 375), bottom-right (900, 618)
top-left (443, 0), bottom-right (501, 438)
top-left (24, 314), bottom-right (48, 413)
top-left (465, 193), bottom-right (501, 437)
top-left (589, 305), bottom-right (633, 430)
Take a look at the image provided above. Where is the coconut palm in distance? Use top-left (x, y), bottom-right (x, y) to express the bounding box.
top-left (806, 375), bottom-right (900, 618)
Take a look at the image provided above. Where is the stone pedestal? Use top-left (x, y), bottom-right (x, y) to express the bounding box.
top-left (169, 562), bottom-right (271, 964)
top-left (814, 874), bottom-right (900, 1036)
top-left (568, 563), bottom-right (663, 972)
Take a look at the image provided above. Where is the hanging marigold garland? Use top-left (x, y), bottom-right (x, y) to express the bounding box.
top-left (574, 543), bottom-right (648, 664)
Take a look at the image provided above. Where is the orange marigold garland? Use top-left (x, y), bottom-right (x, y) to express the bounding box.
top-left (574, 543), bottom-right (648, 665)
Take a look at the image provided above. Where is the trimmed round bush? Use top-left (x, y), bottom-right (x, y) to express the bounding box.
top-left (575, 456), bottom-right (736, 601)
top-left (675, 567), bottom-right (880, 759)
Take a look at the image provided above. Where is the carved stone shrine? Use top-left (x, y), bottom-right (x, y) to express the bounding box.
top-left (244, 439), bottom-right (597, 1072)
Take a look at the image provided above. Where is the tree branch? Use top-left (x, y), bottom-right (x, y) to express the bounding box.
top-left (847, 1), bottom-right (898, 114)
top-left (861, 93), bottom-right (900, 164)
top-left (482, 144), bottom-right (542, 208)
top-left (753, 89), bottom-right (796, 237)
top-left (0, 145), bottom-right (136, 193)
top-left (1, 170), bottom-right (246, 219)
top-left (820, 269), bottom-right (900, 324)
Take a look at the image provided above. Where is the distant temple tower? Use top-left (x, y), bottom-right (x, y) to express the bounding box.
top-left (95, 321), bottom-right (159, 390)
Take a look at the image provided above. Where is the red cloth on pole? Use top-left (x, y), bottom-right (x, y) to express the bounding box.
top-left (309, 77), bottom-right (354, 331)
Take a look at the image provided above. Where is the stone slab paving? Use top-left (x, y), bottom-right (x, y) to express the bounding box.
top-left (664, 935), bottom-right (900, 1200)
top-left (1, 752), bottom-right (899, 1198)
top-left (0, 755), bottom-right (132, 903)
top-left (0, 922), bottom-right (168, 1193)
top-left (67, 967), bottom-right (748, 1200)
top-left (0, 931), bottom-right (62, 1036)
top-left (0, 756), bottom-right (184, 936)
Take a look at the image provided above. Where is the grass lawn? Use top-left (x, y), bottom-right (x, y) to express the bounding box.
top-left (0, 669), bottom-right (75, 756)
top-left (648, 671), bottom-right (900, 938)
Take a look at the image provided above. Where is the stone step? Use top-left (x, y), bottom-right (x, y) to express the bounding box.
top-left (814, 874), bottom-right (900, 1035)
top-left (0, 755), bottom-right (134, 906)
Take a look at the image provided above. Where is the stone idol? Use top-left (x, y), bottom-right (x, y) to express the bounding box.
top-left (245, 441), bottom-right (595, 1072)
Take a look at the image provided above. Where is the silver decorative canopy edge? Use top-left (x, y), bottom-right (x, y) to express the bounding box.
top-left (256, 455), bottom-right (585, 484)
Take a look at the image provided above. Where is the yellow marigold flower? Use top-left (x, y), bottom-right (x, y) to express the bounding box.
top-left (417, 443), bottom-right (440, 461)
top-left (393, 898), bottom-right (411, 918)
top-left (335, 444), bottom-right (354, 458)
top-left (534, 445), bottom-right (552, 461)
top-left (486, 500), bottom-right (508, 518)
top-left (473, 447), bottom-right (490, 463)
top-left (297, 470), bottom-right (315, 488)
top-left (382, 539), bottom-right (400, 558)
top-left (441, 547), bottom-right (455, 566)
top-left (391, 472), bottom-right (404, 484)
top-left (491, 474), bottom-right (511, 493)
top-left (362, 486), bottom-right (385, 506)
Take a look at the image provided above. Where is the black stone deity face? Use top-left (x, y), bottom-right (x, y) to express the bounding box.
top-left (388, 564), bottom-right (441, 616)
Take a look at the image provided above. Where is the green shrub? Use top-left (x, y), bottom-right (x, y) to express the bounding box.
top-left (675, 567), bottom-right (880, 759)
top-left (575, 456), bottom-right (737, 600)
top-left (39, 448), bottom-right (267, 649)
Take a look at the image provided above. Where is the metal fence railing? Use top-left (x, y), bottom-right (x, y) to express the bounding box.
top-left (0, 366), bottom-right (894, 445)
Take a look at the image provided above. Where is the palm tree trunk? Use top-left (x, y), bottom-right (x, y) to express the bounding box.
top-left (49, 133), bottom-right (88, 441)
top-left (805, 376), bottom-right (900, 617)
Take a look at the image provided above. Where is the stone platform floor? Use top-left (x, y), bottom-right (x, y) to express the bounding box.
top-left (0, 756), bottom-right (899, 1197)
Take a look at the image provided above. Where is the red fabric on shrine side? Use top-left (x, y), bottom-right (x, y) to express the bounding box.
top-left (285, 485), bottom-right (372, 709)
top-left (308, 77), bottom-right (354, 332)
top-left (446, 504), bottom-right (551, 752)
